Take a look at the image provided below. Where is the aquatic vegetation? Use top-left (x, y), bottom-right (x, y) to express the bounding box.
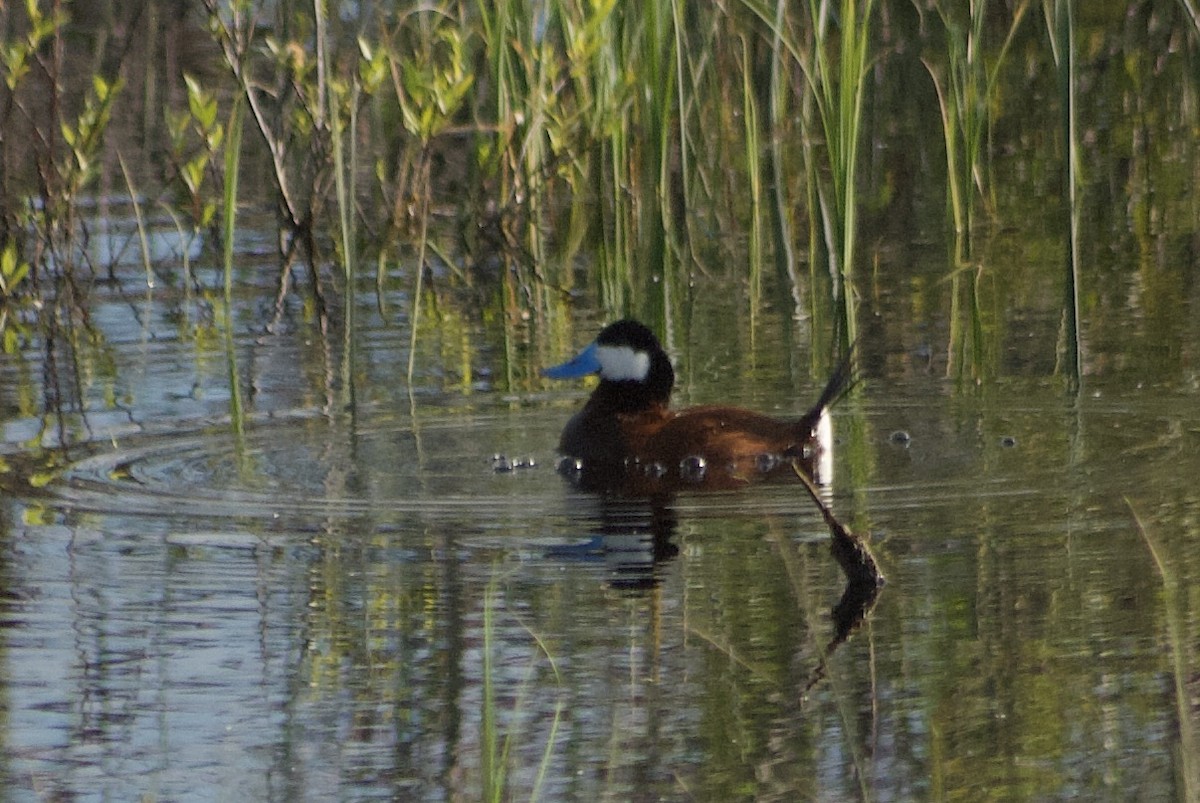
top-left (0, 0), bottom-right (122, 286)
top-left (1046, 0), bottom-right (1082, 390)
top-left (798, 0), bottom-right (878, 351)
top-left (0, 0), bottom-right (1195, 391)
top-left (0, 241), bottom-right (29, 305)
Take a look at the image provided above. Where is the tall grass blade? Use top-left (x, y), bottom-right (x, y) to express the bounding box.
top-left (741, 35), bottom-right (764, 341)
top-left (405, 153), bottom-right (431, 392)
top-left (767, 0), bottom-right (803, 320)
top-left (1055, 0), bottom-right (1083, 392)
top-left (116, 150), bottom-right (155, 291)
top-left (220, 93), bottom-right (247, 455)
top-left (222, 95), bottom-right (245, 306)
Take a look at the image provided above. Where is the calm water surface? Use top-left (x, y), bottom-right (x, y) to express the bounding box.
top-left (1, 261), bottom-right (1197, 802)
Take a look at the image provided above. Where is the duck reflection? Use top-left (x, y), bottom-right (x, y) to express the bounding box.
top-left (547, 497), bottom-right (678, 591)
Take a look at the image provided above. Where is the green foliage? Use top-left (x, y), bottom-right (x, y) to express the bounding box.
top-left (396, 25), bottom-right (474, 144)
top-left (0, 0), bottom-right (1195, 382)
top-left (0, 241), bottom-right (30, 301)
top-left (57, 75), bottom-right (123, 202)
top-left (0, 240), bottom-right (32, 353)
top-left (166, 75), bottom-right (224, 231)
top-left (922, 0), bottom-right (1033, 248)
top-left (1, 0), bottom-right (67, 91)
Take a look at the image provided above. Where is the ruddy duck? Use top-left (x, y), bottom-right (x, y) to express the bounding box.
top-left (542, 319), bottom-right (854, 494)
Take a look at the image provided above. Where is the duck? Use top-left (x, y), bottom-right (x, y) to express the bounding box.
top-left (542, 319), bottom-right (855, 495)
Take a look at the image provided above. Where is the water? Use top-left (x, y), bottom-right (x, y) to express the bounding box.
top-left (1, 252), bottom-right (1197, 802)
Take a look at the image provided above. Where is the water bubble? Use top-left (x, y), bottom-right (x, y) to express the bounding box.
top-left (496, 453), bottom-right (538, 471)
top-left (679, 455), bottom-right (707, 483)
top-left (556, 456), bottom-right (584, 475)
top-left (755, 453), bottom-right (779, 473)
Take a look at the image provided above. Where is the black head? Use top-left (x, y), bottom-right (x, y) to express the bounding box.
top-left (542, 319), bottom-right (675, 409)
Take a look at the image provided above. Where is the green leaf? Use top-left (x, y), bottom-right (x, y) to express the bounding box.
top-left (183, 158), bottom-right (206, 194)
top-left (92, 74), bottom-right (111, 99)
top-left (7, 262), bottom-right (29, 289)
top-left (3, 44), bottom-right (29, 90)
top-left (29, 471), bottom-right (57, 488)
top-left (22, 504), bottom-right (54, 526)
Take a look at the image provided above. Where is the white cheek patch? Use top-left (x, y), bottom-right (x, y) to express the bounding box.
top-left (596, 345), bottom-right (650, 382)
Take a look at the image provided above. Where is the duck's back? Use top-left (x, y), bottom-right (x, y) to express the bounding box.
top-left (632, 406), bottom-right (820, 483)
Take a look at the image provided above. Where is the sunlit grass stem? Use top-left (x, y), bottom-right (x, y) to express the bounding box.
top-left (404, 149), bottom-right (433, 391)
top-left (116, 150), bottom-right (154, 290)
top-left (318, 0), bottom-right (359, 407)
top-left (1050, 0), bottom-right (1082, 390)
top-left (221, 95), bottom-right (245, 305)
top-left (741, 34), bottom-right (764, 340)
top-left (220, 94), bottom-right (247, 451)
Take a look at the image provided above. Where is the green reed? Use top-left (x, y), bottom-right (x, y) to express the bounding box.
top-left (1047, 0), bottom-right (1082, 390)
top-left (811, 0), bottom-right (875, 350)
top-left (4, 0), bottom-right (1196, 390)
top-left (116, 151), bottom-right (154, 291)
top-left (220, 94), bottom-right (248, 450)
top-left (746, 0), bottom-right (877, 351)
top-left (741, 35), bottom-right (765, 339)
top-left (923, 1), bottom-right (1031, 255)
top-left (767, 0), bottom-right (802, 323)
top-left (221, 97), bottom-right (245, 304)
top-left (923, 1), bottom-right (1030, 382)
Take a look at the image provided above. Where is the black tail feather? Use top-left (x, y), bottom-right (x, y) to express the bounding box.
top-left (797, 344), bottom-right (858, 432)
